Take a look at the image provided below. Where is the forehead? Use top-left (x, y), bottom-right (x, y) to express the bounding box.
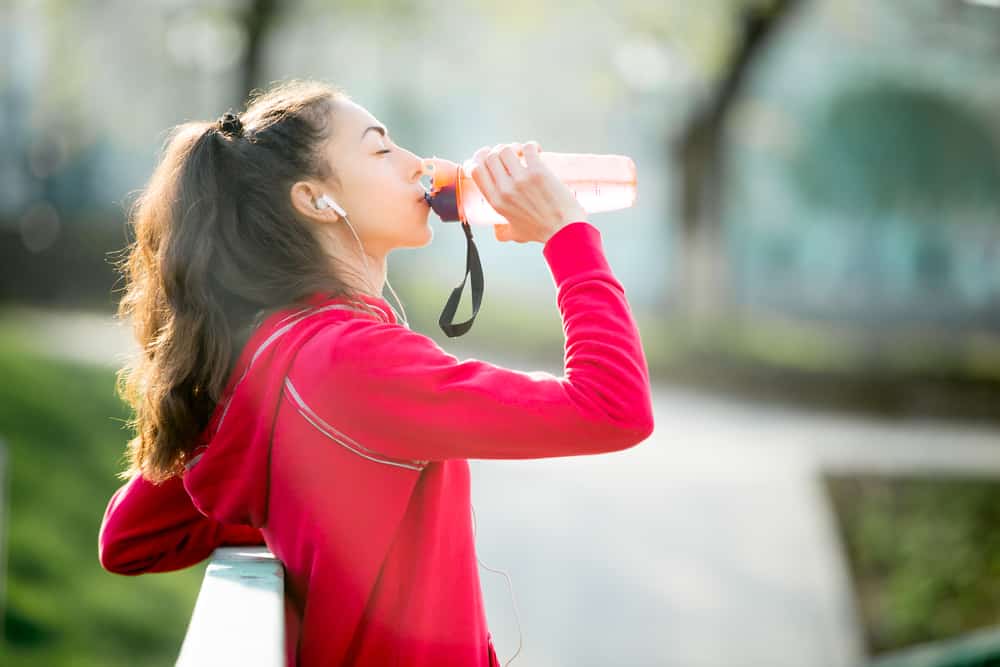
top-left (336, 100), bottom-right (383, 137)
top-left (326, 101), bottom-right (386, 161)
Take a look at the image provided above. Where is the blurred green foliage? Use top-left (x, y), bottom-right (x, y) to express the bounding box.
top-left (0, 326), bottom-right (201, 667)
top-left (792, 80), bottom-right (1000, 220)
top-left (825, 474), bottom-right (1000, 656)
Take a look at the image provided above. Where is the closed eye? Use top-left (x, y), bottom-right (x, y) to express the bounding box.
top-left (376, 149), bottom-right (391, 155)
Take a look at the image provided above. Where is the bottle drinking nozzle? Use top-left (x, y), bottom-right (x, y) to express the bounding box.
top-left (421, 156), bottom-right (463, 222)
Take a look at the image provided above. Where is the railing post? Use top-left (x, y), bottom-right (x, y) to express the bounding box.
top-left (176, 546), bottom-right (285, 667)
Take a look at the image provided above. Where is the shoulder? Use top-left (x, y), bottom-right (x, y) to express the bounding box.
top-left (294, 317), bottom-right (457, 374)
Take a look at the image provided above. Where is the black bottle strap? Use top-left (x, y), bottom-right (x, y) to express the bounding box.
top-left (438, 220), bottom-right (484, 338)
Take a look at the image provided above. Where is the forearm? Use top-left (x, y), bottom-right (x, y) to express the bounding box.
top-left (98, 472), bottom-right (264, 575)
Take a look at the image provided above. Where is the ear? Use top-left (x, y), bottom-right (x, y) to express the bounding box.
top-left (290, 180), bottom-right (340, 224)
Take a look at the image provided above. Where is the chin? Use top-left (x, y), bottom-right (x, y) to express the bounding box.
top-left (396, 221), bottom-right (433, 250)
top-left (417, 223), bottom-right (434, 247)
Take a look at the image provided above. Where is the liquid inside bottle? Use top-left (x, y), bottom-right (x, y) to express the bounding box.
top-left (422, 151), bottom-right (637, 226)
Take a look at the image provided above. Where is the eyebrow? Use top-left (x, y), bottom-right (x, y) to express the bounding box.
top-left (361, 125), bottom-right (387, 141)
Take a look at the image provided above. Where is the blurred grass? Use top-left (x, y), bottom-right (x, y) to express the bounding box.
top-left (825, 474), bottom-right (1000, 656)
top-left (0, 324), bottom-right (201, 666)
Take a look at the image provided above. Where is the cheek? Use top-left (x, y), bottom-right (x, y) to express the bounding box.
top-left (362, 169), bottom-right (398, 203)
top-left (347, 168), bottom-right (413, 226)
top-left (342, 173), bottom-right (384, 216)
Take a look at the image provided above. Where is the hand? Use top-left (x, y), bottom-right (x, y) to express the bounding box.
top-left (469, 141), bottom-right (589, 244)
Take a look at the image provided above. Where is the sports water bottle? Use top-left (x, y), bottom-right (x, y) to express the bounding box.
top-left (421, 150), bottom-right (637, 225)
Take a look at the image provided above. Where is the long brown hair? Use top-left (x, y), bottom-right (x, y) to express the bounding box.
top-left (115, 79), bottom-right (381, 483)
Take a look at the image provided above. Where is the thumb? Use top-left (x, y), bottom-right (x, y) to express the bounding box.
top-left (494, 224), bottom-right (509, 242)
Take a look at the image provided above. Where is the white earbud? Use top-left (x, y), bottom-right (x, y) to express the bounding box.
top-left (315, 194), bottom-right (347, 218)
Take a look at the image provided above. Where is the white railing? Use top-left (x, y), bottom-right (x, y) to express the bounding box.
top-left (176, 546), bottom-right (285, 667)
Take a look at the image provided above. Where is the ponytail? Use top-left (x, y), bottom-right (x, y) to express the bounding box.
top-left (116, 80), bottom-right (381, 483)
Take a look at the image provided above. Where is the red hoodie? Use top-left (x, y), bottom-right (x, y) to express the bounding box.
top-left (98, 220), bottom-right (655, 667)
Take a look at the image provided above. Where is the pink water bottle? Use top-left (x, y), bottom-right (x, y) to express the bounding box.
top-left (421, 150), bottom-right (638, 225)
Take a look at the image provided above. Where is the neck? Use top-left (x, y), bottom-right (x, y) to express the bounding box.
top-left (323, 224), bottom-right (387, 299)
top-left (347, 248), bottom-right (408, 327)
top-left (344, 248), bottom-right (387, 298)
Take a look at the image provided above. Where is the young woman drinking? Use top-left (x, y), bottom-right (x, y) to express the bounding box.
top-left (98, 79), bottom-right (654, 667)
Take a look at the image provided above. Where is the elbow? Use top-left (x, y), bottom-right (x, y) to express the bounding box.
top-left (611, 391), bottom-right (655, 450)
top-left (596, 410), bottom-right (655, 454)
top-left (98, 526), bottom-right (159, 576)
top-left (634, 412), bottom-right (655, 442)
top-left (97, 527), bottom-right (123, 574)
top-left (98, 521), bottom-right (133, 575)
top-left (569, 382), bottom-right (655, 454)
top-left (98, 542), bottom-right (144, 576)
top-left (620, 413), bottom-right (655, 449)
top-left (606, 380), bottom-right (655, 450)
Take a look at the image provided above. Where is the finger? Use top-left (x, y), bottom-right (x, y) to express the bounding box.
top-left (499, 144), bottom-right (527, 180)
top-left (470, 149), bottom-right (502, 207)
top-left (523, 141), bottom-right (541, 168)
top-left (494, 224), bottom-right (508, 242)
top-left (485, 146), bottom-right (514, 200)
top-left (472, 145), bottom-right (491, 163)
top-left (470, 146), bottom-right (491, 175)
top-left (486, 144), bottom-right (511, 175)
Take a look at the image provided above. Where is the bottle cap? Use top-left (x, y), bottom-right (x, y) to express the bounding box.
top-left (421, 157), bottom-right (462, 222)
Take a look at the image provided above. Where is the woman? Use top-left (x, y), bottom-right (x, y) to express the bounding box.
top-left (98, 79), bottom-right (655, 667)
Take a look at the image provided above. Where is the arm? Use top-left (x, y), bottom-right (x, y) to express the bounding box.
top-left (288, 221), bottom-right (655, 462)
top-left (98, 471), bottom-right (265, 575)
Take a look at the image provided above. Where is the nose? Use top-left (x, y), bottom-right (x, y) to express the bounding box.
top-left (402, 147), bottom-right (424, 183)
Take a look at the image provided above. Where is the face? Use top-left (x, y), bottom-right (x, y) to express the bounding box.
top-left (308, 99), bottom-right (432, 256)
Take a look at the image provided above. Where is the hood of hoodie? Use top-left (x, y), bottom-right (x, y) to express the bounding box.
top-left (182, 292), bottom-right (398, 527)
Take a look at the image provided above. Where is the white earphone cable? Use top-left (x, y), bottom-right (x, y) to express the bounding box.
top-left (472, 503), bottom-right (523, 667)
top-left (338, 210), bottom-right (409, 329)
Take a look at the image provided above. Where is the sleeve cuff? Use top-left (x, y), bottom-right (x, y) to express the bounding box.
top-left (542, 221), bottom-right (611, 287)
top-left (220, 523), bottom-right (266, 546)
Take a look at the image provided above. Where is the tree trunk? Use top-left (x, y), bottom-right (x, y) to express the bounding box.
top-left (671, 0), bottom-right (804, 322)
top-left (237, 0), bottom-right (279, 108)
